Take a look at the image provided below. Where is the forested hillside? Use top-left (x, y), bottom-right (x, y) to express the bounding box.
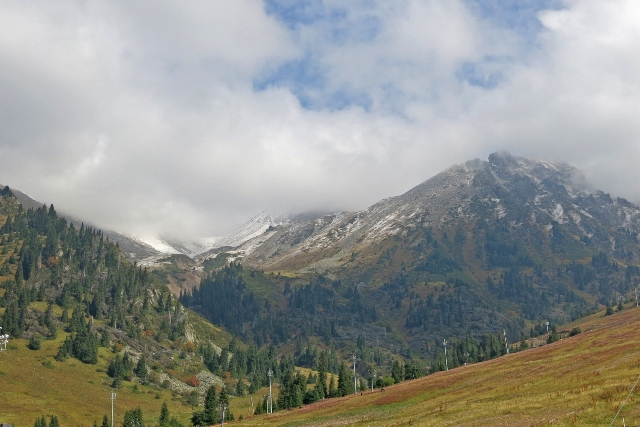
top-left (0, 187), bottom-right (404, 425)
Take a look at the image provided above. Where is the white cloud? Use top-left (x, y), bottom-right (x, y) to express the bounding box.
top-left (0, 0), bottom-right (639, 241)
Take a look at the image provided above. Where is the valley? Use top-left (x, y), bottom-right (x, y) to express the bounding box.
top-left (3, 152), bottom-right (640, 425)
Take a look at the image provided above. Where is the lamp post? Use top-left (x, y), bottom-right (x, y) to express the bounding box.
top-left (352, 355), bottom-right (357, 394)
top-left (267, 369), bottom-right (273, 414)
top-left (110, 392), bottom-right (116, 427)
top-left (443, 339), bottom-right (448, 371)
top-left (219, 403), bottom-right (228, 427)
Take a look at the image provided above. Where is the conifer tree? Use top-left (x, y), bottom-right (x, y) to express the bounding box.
top-left (135, 354), bottom-right (147, 381)
top-left (191, 385), bottom-right (218, 426)
top-left (33, 415), bottom-right (46, 427)
top-left (158, 402), bottom-right (170, 426)
top-left (49, 414), bottom-right (60, 427)
top-left (122, 407), bottom-right (144, 427)
top-left (337, 361), bottom-right (354, 396)
top-left (329, 375), bottom-right (337, 397)
top-left (314, 351), bottom-right (327, 399)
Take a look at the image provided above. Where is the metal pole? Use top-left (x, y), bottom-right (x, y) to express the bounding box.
top-left (267, 369), bottom-right (273, 414)
top-left (220, 403), bottom-right (227, 427)
top-left (503, 330), bottom-right (509, 354)
top-left (371, 373), bottom-right (375, 392)
top-left (352, 355), bottom-right (357, 394)
top-left (110, 392), bottom-right (116, 427)
top-left (443, 339), bottom-right (448, 371)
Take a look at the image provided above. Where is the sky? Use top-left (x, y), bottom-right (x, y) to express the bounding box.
top-left (1, 0), bottom-right (640, 242)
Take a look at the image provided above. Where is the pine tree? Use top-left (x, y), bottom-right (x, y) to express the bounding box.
top-left (135, 354), bottom-right (147, 381)
top-left (122, 407), bottom-right (144, 427)
top-left (391, 359), bottom-right (404, 384)
top-left (192, 385), bottom-right (218, 426)
top-left (49, 415), bottom-right (60, 427)
top-left (328, 376), bottom-right (337, 397)
top-left (33, 415), bottom-right (46, 427)
top-left (337, 361), bottom-right (354, 396)
top-left (314, 351), bottom-right (328, 398)
top-left (158, 402), bottom-right (170, 426)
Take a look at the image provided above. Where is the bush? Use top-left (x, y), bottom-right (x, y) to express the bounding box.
top-left (569, 327), bottom-right (582, 337)
top-left (606, 306), bottom-right (614, 316)
top-left (382, 376), bottom-right (395, 387)
top-left (28, 335), bottom-right (41, 350)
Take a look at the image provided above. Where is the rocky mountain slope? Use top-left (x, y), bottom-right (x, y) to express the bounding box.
top-left (224, 151), bottom-right (640, 275)
top-left (177, 152), bottom-right (640, 355)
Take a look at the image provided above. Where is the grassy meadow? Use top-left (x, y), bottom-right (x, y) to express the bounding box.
top-left (0, 333), bottom-right (195, 427)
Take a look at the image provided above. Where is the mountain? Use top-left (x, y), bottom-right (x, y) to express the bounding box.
top-left (138, 211), bottom-right (330, 261)
top-left (235, 151), bottom-right (640, 274)
top-left (179, 151), bottom-right (640, 358)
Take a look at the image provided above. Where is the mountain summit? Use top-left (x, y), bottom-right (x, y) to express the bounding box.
top-left (220, 151), bottom-right (637, 276)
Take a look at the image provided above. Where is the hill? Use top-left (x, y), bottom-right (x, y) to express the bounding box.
top-left (232, 304), bottom-right (640, 426)
top-left (0, 187), bottom-right (254, 426)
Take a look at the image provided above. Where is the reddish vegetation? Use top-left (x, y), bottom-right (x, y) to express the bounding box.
top-left (186, 375), bottom-right (200, 387)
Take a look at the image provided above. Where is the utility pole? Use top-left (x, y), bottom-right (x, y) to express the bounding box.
top-left (110, 392), bottom-right (116, 427)
top-left (267, 369), bottom-right (273, 414)
top-left (443, 339), bottom-right (448, 371)
top-left (371, 372), bottom-right (376, 392)
top-left (219, 403), bottom-right (228, 427)
top-left (352, 354), bottom-right (357, 394)
top-left (503, 330), bottom-right (509, 354)
top-left (545, 322), bottom-right (550, 335)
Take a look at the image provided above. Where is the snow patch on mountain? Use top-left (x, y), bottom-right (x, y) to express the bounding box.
top-left (200, 212), bottom-right (279, 251)
top-left (136, 237), bottom-right (183, 254)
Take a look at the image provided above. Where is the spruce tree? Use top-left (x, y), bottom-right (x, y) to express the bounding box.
top-left (135, 354), bottom-right (147, 381)
top-left (337, 361), bottom-right (354, 396)
top-left (328, 376), bottom-right (337, 397)
top-left (314, 351), bottom-right (327, 399)
top-left (158, 402), bottom-right (170, 426)
top-left (49, 415), bottom-right (60, 427)
top-left (33, 415), bottom-right (46, 427)
top-left (122, 407), bottom-right (144, 427)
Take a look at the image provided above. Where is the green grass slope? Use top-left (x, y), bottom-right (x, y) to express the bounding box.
top-left (0, 333), bottom-right (195, 427)
top-left (234, 305), bottom-right (640, 426)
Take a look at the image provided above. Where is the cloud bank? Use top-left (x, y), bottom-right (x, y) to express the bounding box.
top-left (0, 0), bottom-right (638, 240)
